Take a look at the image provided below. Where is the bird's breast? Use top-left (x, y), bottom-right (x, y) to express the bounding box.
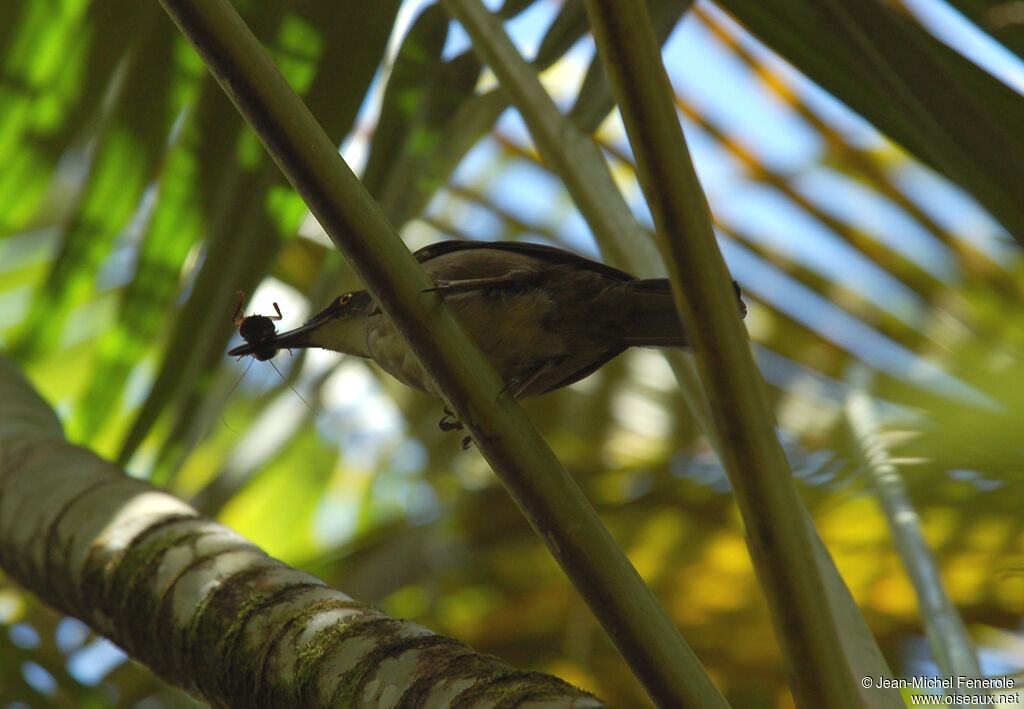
top-left (364, 289), bottom-right (568, 396)
top-left (364, 313), bottom-right (439, 396)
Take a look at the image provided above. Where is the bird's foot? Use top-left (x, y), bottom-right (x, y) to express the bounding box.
top-left (438, 407), bottom-right (464, 432)
top-left (437, 407), bottom-right (473, 449)
top-left (437, 408), bottom-right (473, 449)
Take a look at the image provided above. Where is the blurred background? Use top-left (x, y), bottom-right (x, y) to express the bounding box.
top-left (2, 0), bottom-right (1024, 706)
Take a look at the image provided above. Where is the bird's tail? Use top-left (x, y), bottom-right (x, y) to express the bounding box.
top-left (616, 278), bottom-right (746, 348)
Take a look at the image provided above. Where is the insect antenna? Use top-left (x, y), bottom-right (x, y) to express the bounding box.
top-left (269, 359), bottom-right (317, 414)
top-left (220, 358), bottom-right (256, 432)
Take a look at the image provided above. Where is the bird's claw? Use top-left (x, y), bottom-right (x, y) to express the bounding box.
top-left (438, 407), bottom-right (464, 432)
top-left (437, 408), bottom-right (473, 448)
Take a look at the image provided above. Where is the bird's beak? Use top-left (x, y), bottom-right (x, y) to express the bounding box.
top-left (227, 321), bottom-right (321, 358)
top-left (228, 290), bottom-right (375, 360)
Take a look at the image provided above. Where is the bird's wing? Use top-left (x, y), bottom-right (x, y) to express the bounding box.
top-left (521, 347), bottom-right (628, 397)
top-left (413, 239), bottom-right (637, 282)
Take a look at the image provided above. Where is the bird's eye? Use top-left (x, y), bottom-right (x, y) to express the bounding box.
top-left (338, 293), bottom-right (352, 306)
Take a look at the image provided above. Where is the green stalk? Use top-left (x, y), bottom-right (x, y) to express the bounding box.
top-left (579, 1), bottom-right (869, 706)
top-left (156, 1), bottom-right (727, 706)
top-left (845, 371), bottom-right (984, 696)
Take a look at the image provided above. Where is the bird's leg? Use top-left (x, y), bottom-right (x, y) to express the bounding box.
top-left (438, 406), bottom-right (463, 432)
top-left (424, 269), bottom-right (538, 295)
top-left (461, 435), bottom-right (473, 450)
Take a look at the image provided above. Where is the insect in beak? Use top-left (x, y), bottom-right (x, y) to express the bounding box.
top-left (232, 290), bottom-right (283, 361)
top-left (229, 291), bottom-right (314, 413)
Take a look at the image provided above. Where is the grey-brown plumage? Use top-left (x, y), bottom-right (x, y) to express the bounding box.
top-left (228, 240), bottom-right (746, 399)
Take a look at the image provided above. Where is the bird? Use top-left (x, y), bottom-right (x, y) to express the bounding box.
top-left (229, 239), bottom-right (746, 413)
